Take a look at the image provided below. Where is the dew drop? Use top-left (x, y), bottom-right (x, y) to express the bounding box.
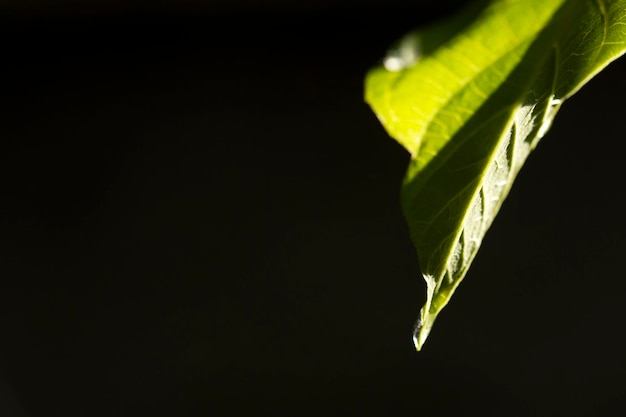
top-left (383, 56), bottom-right (406, 71)
top-left (412, 318), bottom-right (422, 349)
top-left (383, 34), bottom-right (422, 72)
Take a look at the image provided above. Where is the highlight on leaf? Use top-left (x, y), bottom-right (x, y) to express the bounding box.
top-left (365, 0), bottom-right (626, 350)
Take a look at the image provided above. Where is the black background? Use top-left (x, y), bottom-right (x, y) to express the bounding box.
top-left (1, 1), bottom-right (626, 416)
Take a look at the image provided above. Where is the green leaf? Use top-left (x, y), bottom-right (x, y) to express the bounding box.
top-left (365, 0), bottom-right (626, 350)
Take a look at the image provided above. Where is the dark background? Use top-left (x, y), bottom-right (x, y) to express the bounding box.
top-left (1, 1), bottom-right (626, 416)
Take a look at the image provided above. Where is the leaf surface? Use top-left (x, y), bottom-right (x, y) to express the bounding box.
top-left (365, 0), bottom-right (626, 350)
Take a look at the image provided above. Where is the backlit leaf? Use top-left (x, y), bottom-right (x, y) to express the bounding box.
top-left (365, 0), bottom-right (626, 350)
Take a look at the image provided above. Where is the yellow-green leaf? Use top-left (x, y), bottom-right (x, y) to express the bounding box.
top-left (365, 0), bottom-right (626, 350)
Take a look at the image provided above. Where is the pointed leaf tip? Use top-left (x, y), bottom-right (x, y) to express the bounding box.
top-left (412, 312), bottom-right (434, 351)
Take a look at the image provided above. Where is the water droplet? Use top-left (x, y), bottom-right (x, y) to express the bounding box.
top-left (412, 318), bottom-right (422, 349)
top-left (383, 56), bottom-right (406, 71)
top-left (383, 34), bottom-right (422, 72)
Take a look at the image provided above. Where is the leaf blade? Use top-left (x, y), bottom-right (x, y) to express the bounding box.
top-left (365, 0), bottom-right (626, 350)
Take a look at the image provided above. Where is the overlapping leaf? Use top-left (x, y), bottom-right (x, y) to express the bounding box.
top-left (365, 0), bottom-right (626, 350)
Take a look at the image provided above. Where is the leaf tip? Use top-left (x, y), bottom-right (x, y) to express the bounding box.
top-left (412, 308), bottom-right (435, 351)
